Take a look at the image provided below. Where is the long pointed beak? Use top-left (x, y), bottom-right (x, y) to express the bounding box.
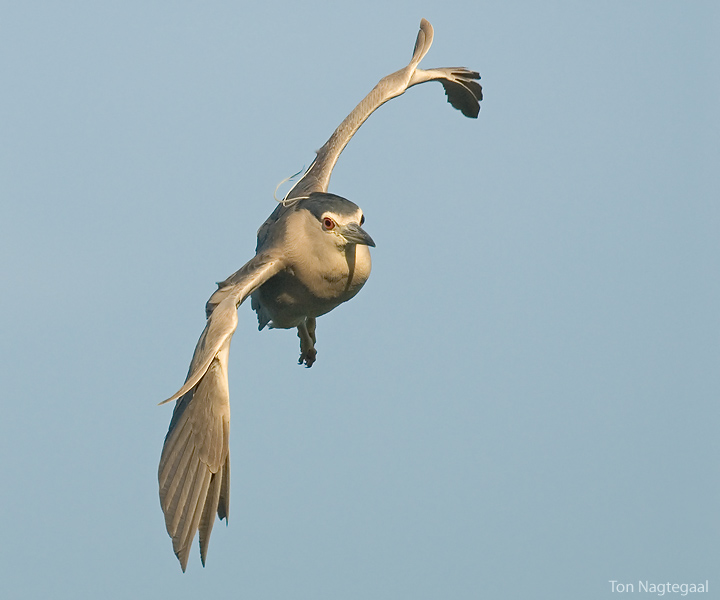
top-left (341, 222), bottom-right (376, 247)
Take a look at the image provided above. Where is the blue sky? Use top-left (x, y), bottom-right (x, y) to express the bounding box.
top-left (1, 2), bottom-right (718, 598)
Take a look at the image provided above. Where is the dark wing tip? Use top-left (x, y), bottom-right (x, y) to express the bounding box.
top-left (441, 69), bottom-right (483, 119)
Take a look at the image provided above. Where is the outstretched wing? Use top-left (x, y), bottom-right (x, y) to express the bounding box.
top-left (158, 252), bottom-right (283, 571)
top-left (283, 18), bottom-right (482, 201)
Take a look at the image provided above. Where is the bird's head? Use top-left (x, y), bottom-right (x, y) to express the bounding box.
top-left (301, 192), bottom-right (375, 249)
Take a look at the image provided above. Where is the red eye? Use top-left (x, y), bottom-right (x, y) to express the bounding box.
top-left (323, 217), bottom-right (335, 230)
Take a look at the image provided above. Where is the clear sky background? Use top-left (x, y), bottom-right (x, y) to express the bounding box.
top-left (1, 2), bottom-right (718, 599)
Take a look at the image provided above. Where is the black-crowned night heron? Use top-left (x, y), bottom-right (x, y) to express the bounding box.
top-left (158, 18), bottom-right (482, 571)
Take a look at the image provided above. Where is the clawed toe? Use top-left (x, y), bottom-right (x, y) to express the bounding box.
top-left (298, 348), bottom-right (317, 368)
top-left (297, 318), bottom-right (317, 368)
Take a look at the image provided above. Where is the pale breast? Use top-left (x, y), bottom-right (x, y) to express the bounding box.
top-left (253, 209), bottom-right (373, 329)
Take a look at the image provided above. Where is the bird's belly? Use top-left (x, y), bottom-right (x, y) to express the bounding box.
top-left (253, 248), bottom-right (371, 329)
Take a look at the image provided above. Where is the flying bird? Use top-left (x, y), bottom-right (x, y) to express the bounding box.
top-left (158, 18), bottom-right (482, 571)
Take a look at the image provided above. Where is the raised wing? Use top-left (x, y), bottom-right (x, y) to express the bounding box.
top-left (283, 18), bottom-right (482, 200)
top-left (158, 252), bottom-right (283, 570)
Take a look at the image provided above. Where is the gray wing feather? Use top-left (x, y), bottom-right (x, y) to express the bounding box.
top-left (283, 18), bottom-right (481, 200)
top-left (284, 20), bottom-right (433, 200)
top-left (159, 345), bottom-right (230, 571)
top-left (159, 253), bottom-right (283, 571)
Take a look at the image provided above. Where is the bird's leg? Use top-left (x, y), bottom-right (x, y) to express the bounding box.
top-left (297, 317), bottom-right (317, 367)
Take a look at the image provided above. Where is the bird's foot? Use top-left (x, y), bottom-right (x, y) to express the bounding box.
top-left (297, 317), bottom-right (317, 368)
top-left (298, 348), bottom-right (317, 368)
